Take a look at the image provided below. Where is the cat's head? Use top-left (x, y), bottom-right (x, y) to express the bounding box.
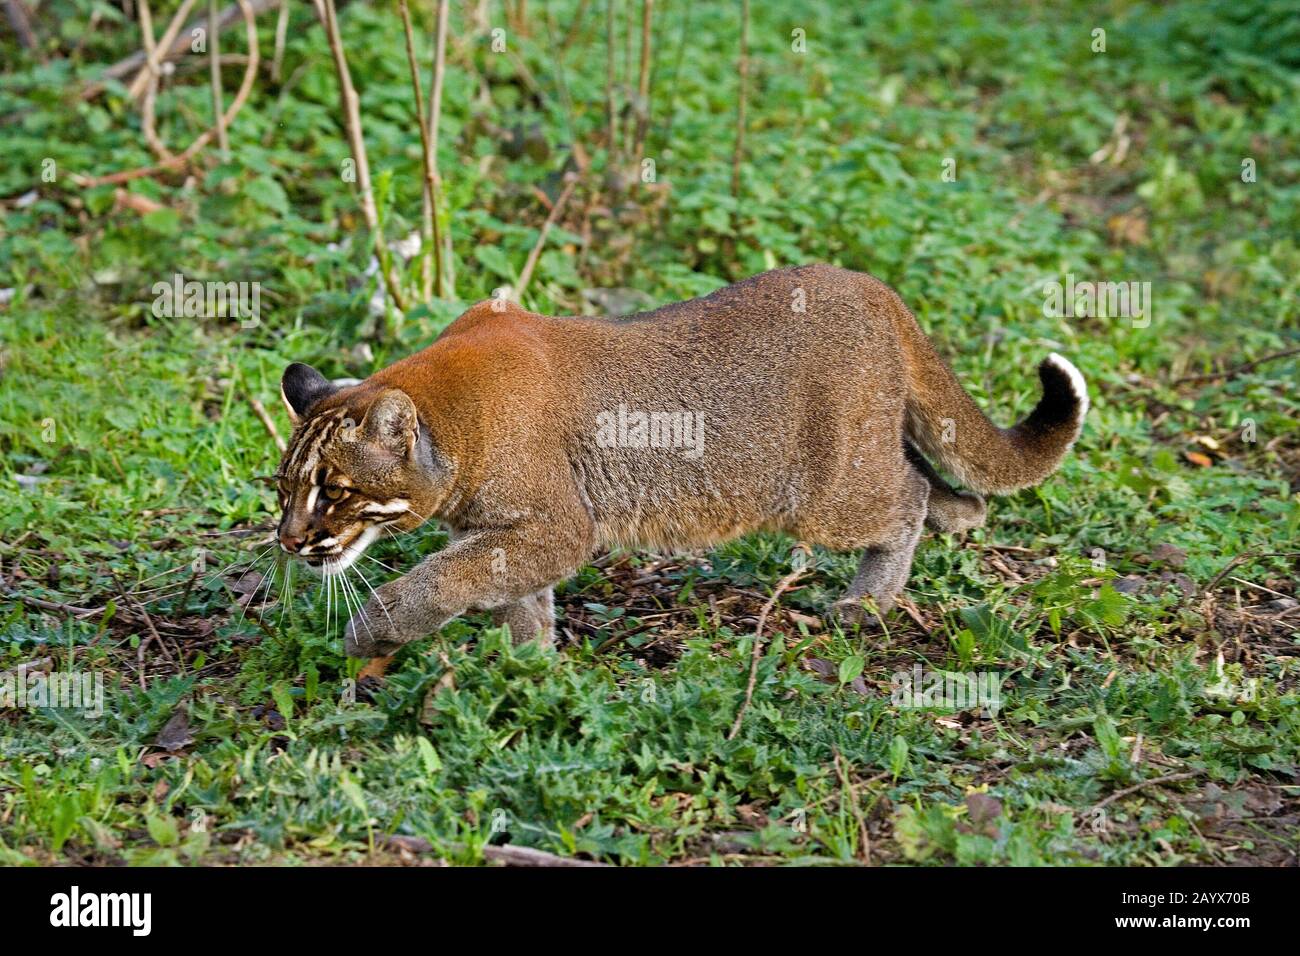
top-left (272, 363), bottom-right (441, 572)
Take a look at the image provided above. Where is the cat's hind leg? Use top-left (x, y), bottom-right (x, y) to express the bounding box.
top-left (830, 507), bottom-right (925, 630)
top-left (491, 587), bottom-right (556, 647)
top-left (794, 462), bottom-right (929, 631)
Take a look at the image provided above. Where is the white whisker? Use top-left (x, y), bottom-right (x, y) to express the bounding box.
top-left (278, 558), bottom-right (293, 631)
top-left (219, 544), bottom-right (276, 595)
top-left (342, 570), bottom-right (371, 638)
top-left (361, 553), bottom-right (401, 574)
top-left (234, 552), bottom-right (276, 632)
top-left (351, 563), bottom-right (395, 633)
top-left (259, 558), bottom-right (282, 617)
top-left (328, 561), bottom-right (368, 640)
top-left (131, 564), bottom-right (191, 587)
top-left (324, 569), bottom-right (334, 638)
top-left (330, 569), bottom-right (339, 638)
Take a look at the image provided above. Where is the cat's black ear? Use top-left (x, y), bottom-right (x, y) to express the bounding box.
top-left (280, 363), bottom-right (335, 425)
top-left (361, 388), bottom-right (418, 457)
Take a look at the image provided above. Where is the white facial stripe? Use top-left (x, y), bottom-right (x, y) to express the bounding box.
top-left (361, 498), bottom-right (410, 516)
top-left (322, 525), bottom-right (380, 575)
top-left (305, 485), bottom-right (320, 512)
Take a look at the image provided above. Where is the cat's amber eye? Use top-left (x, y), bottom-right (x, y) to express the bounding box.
top-left (322, 485), bottom-right (347, 501)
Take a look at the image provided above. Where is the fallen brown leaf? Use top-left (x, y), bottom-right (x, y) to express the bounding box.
top-left (153, 703), bottom-right (193, 751)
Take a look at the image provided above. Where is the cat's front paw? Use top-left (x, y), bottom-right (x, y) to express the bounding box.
top-left (344, 614), bottom-right (407, 658)
top-left (344, 583), bottom-right (413, 658)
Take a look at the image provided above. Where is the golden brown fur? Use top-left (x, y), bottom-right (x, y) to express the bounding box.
top-left (274, 265), bottom-right (1087, 656)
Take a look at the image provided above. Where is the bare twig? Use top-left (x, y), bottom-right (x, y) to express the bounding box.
top-left (208, 0), bottom-right (230, 157)
top-left (136, 0), bottom-right (173, 161)
top-left (136, 0), bottom-right (157, 83)
top-left (398, 0), bottom-right (431, 299)
top-left (1173, 346), bottom-right (1300, 385)
top-left (140, 83), bottom-right (172, 161)
top-left (2, 564), bottom-right (108, 618)
top-left (402, 0), bottom-right (448, 301)
top-left (83, 0), bottom-right (278, 100)
top-left (128, 0), bottom-right (198, 102)
top-left (1201, 551), bottom-right (1300, 599)
top-left (105, 568), bottom-right (177, 689)
top-left (271, 0), bottom-right (290, 84)
top-left (833, 748), bottom-right (872, 865)
top-left (427, 0), bottom-right (450, 298)
top-left (137, 0), bottom-right (200, 163)
top-left (380, 835), bottom-right (610, 867)
top-left (2, 588), bottom-right (104, 618)
top-left (604, 0), bottom-right (618, 162)
top-left (73, 0), bottom-right (260, 188)
top-left (1092, 772), bottom-right (1197, 812)
top-left (894, 595), bottom-right (933, 635)
top-left (482, 844), bottom-right (609, 867)
top-left (727, 560), bottom-right (808, 741)
top-left (514, 173), bottom-right (581, 304)
top-left (631, 0), bottom-right (653, 162)
top-left (4, 0), bottom-right (38, 51)
top-left (108, 569), bottom-right (177, 668)
top-left (560, 0), bottom-right (591, 51)
top-left (247, 395), bottom-right (287, 452)
top-left (313, 0), bottom-right (408, 331)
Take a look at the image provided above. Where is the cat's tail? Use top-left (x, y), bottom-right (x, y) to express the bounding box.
top-left (894, 307), bottom-right (1088, 497)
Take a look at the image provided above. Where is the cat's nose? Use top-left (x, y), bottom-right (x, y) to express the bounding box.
top-left (279, 532), bottom-right (305, 553)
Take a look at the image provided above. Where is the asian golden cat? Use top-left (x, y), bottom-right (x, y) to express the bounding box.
top-left (272, 265), bottom-right (1087, 657)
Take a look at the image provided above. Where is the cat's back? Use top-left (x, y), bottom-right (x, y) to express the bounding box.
top-left (595, 264), bottom-right (892, 335)
top-left (382, 265), bottom-right (906, 410)
top-left (424, 264), bottom-right (894, 352)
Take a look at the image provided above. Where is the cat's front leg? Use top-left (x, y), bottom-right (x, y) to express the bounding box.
top-left (343, 573), bottom-right (445, 658)
top-left (344, 523), bottom-right (590, 657)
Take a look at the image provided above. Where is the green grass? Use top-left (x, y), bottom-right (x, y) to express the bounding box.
top-left (1, 0), bottom-right (1297, 865)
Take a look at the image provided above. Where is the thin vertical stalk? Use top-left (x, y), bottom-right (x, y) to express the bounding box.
top-left (312, 0), bottom-right (408, 333)
top-left (622, 0), bottom-right (633, 158)
top-left (399, 0), bottom-right (444, 301)
top-left (726, 0), bottom-right (749, 269)
top-left (426, 0), bottom-right (450, 298)
top-left (730, 0), bottom-right (749, 203)
top-left (632, 0), bottom-right (653, 162)
top-left (208, 0), bottom-right (229, 157)
top-left (271, 0), bottom-right (290, 84)
top-left (605, 0), bottom-right (617, 164)
top-left (657, 0), bottom-right (691, 148)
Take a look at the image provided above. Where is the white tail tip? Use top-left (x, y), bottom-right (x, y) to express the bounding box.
top-left (1046, 352), bottom-right (1089, 420)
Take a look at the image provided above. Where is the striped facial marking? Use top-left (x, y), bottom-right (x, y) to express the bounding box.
top-left (273, 409), bottom-right (412, 572)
